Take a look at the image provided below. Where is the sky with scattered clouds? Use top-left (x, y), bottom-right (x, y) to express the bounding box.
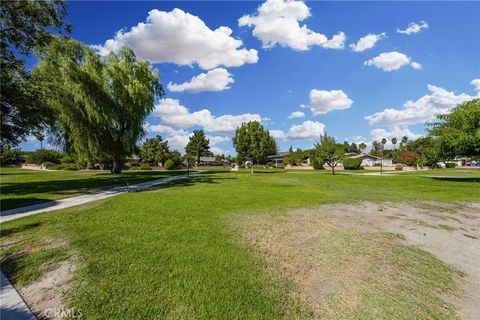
top-left (21, 0), bottom-right (480, 154)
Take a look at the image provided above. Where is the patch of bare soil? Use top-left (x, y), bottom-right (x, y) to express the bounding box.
top-left (235, 201), bottom-right (479, 320)
top-left (326, 201), bottom-right (480, 320)
top-left (18, 259), bottom-right (77, 320)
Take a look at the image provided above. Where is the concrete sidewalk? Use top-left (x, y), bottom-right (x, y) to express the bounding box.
top-left (1, 172), bottom-right (199, 223)
top-left (0, 273), bottom-right (36, 320)
top-left (0, 171), bottom-right (202, 319)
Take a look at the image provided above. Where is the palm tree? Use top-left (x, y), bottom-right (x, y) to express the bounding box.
top-left (359, 142), bottom-right (367, 154)
top-left (34, 132), bottom-right (45, 149)
top-left (400, 136), bottom-right (408, 148)
top-left (391, 137), bottom-right (397, 151)
top-left (380, 138), bottom-right (387, 174)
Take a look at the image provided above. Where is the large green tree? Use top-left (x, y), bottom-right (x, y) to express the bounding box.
top-left (185, 130), bottom-right (211, 164)
top-left (1, 0), bottom-right (70, 146)
top-left (314, 132), bottom-right (344, 175)
top-left (232, 121), bottom-right (277, 165)
top-left (140, 135), bottom-right (169, 166)
top-left (428, 99), bottom-right (480, 159)
top-left (33, 38), bottom-right (163, 173)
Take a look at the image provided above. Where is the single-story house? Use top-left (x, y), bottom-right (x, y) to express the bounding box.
top-left (197, 157), bottom-right (229, 166)
top-left (267, 152), bottom-right (290, 166)
top-left (345, 153), bottom-right (393, 167)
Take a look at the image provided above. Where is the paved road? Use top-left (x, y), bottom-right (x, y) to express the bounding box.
top-left (0, 171), bottom-right (201, 319)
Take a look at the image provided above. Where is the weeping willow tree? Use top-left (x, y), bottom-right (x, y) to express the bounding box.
top-left (32, 37), bottom-right (163, 173)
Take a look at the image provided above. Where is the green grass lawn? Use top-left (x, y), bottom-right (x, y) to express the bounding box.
top-left (1, 170), bottom-right (479, 319)
top-left (0, 167), bottom-right (184, 210)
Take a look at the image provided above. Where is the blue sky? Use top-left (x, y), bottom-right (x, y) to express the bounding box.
top-left (22, 0), bottom-right (480, 155)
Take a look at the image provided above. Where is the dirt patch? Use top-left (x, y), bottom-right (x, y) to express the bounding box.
top-left (18, 259), bottom-right (77, 319)
top-left (234, 201), bottom-right (479, 319)
top-left (324, 201), bottom-right (480, 320)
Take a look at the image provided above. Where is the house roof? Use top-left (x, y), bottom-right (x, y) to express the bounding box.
top-left (351, 154), bottom-right (381, 160)
top-left (199, 156), bottom-right (217, 162)
top-left (267, 151), bottom-right (290, 159)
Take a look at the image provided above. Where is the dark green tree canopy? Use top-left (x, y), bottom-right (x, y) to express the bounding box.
top-left (1, 0), bottom-right (70, 146)
top-left (140, 135), bottom-right (169, 166)
top-left (185, 129), bottom-right (211, 164)
top-left (232, 121), bottom-right (277, 164)
top-left (33, 38), bottom-right (163, 173)
top-left (428, 99), bottom-right (480, 159)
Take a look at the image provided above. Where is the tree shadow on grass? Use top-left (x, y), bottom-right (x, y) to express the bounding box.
top-left (0, 171), bottom-right (183, 197)
top-left (425, 176), bottom-right (480, 183)
top-left (0, 222), bottom-right (42, 238)
top-left (1, 198), bottom-right (58, 212)
top-left (144, 173), bottom-right (237, 191)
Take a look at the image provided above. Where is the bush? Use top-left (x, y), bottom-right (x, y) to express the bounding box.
top-left (139, 163), bottom-right (151, 170)
top-left (267, 161), bottom-right (275, 167)
top-left (27, 149), bottom-right (62, 165)
top-left (164, 159), bottom-right (175, 170)
top-left (312, 158), bottom-right (323, 170)
top-left (394, 151), bottom-right (419, 166)
top-left (395, 164), bottom-right (403, 171)
top-left (343, 158), bottom-right (362, 170)
top-left (445, 162), bottom-right (456, 168)
top-left (42, 161), bottom-right (57, 169)
top-left (64, 163), bottom-right (81, 170)
top-left (0, 148), bottom-right (21, 165)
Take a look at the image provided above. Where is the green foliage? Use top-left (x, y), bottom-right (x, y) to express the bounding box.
top-left (312, 158), bottom-right (323, 170)
top-left (139, 163), bottom-right (151, 170)
top-left (445, 162), bottom-right (456, 168)
top-left (428, 99), bottom-right (480, 159)
top-left (395, 164), bottom-right (403, 171)
top-left (343, 158), bottom-right (362, 170)
top-left (314, 132), bottom-right (344, 174)
top-left (0, 0), bottom-right (70, 147)
top-left (63, 163), bottom-right (81, 170)
top-left (358, 143), bottom-right (367, 154)
top-left (394, 151), bottom-right (419, 166)
top-left (370, 140), bottom-right (383, 157)
top-left (33, 38), bottom-right (163, 173)
top-left (164, 159), bottom-right (175, 170)
top-left (26, 149), bottom-right (62, 164)
top-left (407, 136), bottom-right (441, 167)
top-left (0, 147), bottom-right (21, 165)
top-left (185, 130), bottom-right (211, 164)
top-left (167, 150), bottom-right (182, 167)
top-left (233, 121), bottom-right (277, 164)
top-left (343, 141), bottom-right (360, 153)
top-left (140, 135), bottom-right (169, 166)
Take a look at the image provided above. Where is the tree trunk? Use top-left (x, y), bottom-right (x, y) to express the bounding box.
top-left (111, 159), bottom-right (122, 174)
top-left (331, 165), bottom-right (335, 175)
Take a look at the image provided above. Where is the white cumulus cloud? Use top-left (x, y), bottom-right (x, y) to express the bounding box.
top-left (302, 89), bottom-right (353, 115)
top-left (270, 121), bottom-right (325, 140)
top-left (269, 129), bottom-right (287, 139)
top-left (152, 98), bottom-right (262, 133)
top-left (349, 32), bottom-right (386, 52)
top-left (397, 21), bottom-right (429, 35)
top-left (370, 127), bottom-right (422, 146)
top-left (288, 111), bottom-right (305, 119)
top-left (364, 51), bottom-right (421, 72)
top-left (92, 8), bottom-right (258, 69)
top-left (238, 0), bottom-right (345, 51)
top-left (167, 68), bottom-right (234, 93)
top-left (471, 79), bottom-right (480, 91)
top-left (365, 81), bottom-right (480, 127)
top-left (287, 120), bottom-right (325, 139)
